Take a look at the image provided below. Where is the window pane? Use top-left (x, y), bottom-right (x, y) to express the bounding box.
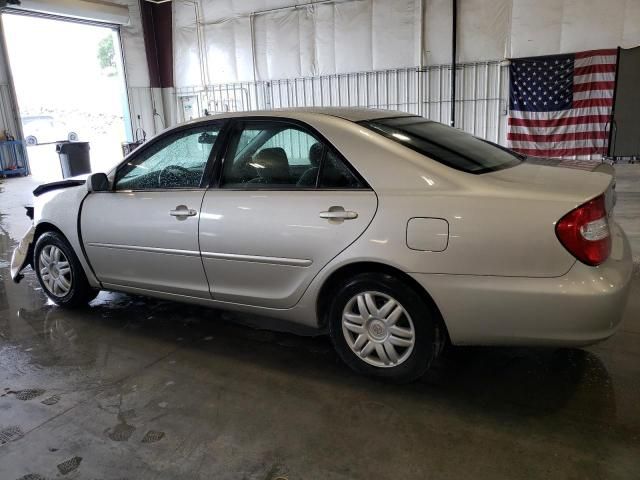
top-left (222, 123), bottom-right (323, 188)
top-left (318, 150), bottom-right (363, 188)
top-left (116, 126), bottom-right (220, 190)
top-left (361, 117), bottom-right (522, 174)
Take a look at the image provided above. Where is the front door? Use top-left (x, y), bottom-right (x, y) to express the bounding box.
top-left (199, 119), bottom-right (377, 308)
top-left (81, 121), bottom-right (224, 298)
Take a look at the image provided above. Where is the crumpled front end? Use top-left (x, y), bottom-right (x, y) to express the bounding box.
top-left (11, 225), bottom-right (35, 283)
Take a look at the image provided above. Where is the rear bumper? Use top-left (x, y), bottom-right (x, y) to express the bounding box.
top-left (410, 221), bottom-right (633, 347)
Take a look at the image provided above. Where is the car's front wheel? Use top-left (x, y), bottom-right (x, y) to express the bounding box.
top-left (328, 272), bottom-right (443, 383)
top-left (34, 231), bottom-right (98, 307)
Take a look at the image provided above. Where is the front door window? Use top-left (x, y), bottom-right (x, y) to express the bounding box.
top-left (115, 124), bottom-right (222, 190)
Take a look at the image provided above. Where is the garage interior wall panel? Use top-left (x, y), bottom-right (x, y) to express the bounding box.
top-left (371, 0), bottom-right (420, 69)
top-left (174, 0), bottom-right (420, 87)
top-left (458, 0), bottom-right (511, 62)
top-left (175, 61), bottom-right (509, 147)
top-left (115, 0), bottom-right (149, 88)
top-left (204, 17), bottom-right (253, 84)
top-left (174, 25), bottom-right (203, 88)
top-left (112, 0), bottom-right (159, 137)
top-left (253, 8), bottom-right (314, 80)
top-left (510, 0), bottom-right (640, 58)
top-left (168, 0), bottom-right (640, 149)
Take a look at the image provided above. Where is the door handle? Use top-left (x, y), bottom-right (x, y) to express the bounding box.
top-left (319, 206), bottom-right (358, 221)
top-left (169, 205), bottom-right (197, 218)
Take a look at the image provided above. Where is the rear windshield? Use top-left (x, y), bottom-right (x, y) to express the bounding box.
top-left (360, 117), bottom-right (522, 174)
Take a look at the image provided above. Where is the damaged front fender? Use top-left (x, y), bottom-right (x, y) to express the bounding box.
top-left (11, 225), bottom-right (35, 283)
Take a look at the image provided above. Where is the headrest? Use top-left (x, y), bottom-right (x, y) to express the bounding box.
top-left (309, 142), bottom-right (323, 167)
top-left (253, 147), bottom-right (290, 182)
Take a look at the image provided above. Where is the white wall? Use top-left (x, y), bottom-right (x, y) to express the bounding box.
top-left (174, 0), bottom-right (422, 86)
top-left (174, 0), bottom-right (640, 88)
top-left (511, 0), bottom-right (640, 58)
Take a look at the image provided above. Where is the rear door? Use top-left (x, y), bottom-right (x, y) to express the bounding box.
top-left (199, 118), bottom-right (377, 308)
top-left (81, 121), bottom-right (225, 297)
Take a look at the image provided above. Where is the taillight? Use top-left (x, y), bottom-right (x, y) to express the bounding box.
top-left (555, 195), bottom-right (611, 266)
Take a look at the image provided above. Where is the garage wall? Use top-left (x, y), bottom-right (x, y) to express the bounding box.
top-left (170, 0), bottom-right (640, 152)
top-left (113, 0), bottom-right (165, 138)
top-left (511, 0), bottom-right (640, 58)
top-left (174, 0), bottom-right (640, 88)
top-left (174, 0), bottom-right (421, 86)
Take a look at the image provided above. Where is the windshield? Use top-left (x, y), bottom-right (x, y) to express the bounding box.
top-left (360, 117), bottom-right (523, 174)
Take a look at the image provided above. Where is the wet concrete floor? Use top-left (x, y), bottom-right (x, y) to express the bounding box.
top-left (1, 173), bottom-right (639, 479)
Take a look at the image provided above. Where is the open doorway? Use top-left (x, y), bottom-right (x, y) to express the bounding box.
top-left (2, 12), bottom-right (131, 181)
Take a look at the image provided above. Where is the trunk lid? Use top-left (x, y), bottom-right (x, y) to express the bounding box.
top-left (483, 161), bottom-right (615, 213)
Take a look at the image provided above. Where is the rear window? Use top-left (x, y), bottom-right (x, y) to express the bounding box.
top-left (360, 117), bottom-right (522, 174)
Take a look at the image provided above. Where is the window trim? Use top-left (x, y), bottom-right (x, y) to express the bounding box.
top-left (112, 119), bottom-right (229, 192)
top-left (211, 116), bottom-right (371, 191)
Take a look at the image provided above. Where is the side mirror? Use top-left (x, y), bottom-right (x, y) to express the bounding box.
top-left (86, 173), bottom-right (110, 192)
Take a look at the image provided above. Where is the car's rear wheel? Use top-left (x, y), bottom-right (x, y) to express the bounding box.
top-left (328, 272), bottom-right (442, 383)
top-left (34, 232), bottom-right (98, 307)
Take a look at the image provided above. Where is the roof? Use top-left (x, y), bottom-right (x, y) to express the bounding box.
top-left (273, 107), bottom-right (413, 121)
top-left (193, 107), bottom-right (413, 123)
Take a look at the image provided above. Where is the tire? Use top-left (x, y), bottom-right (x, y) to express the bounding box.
top-left (26, 135), bottom-right (37, 146)
top-left (67, 132), bottom-right (78, 142)
top-left (328, 272), bottom-right (443, 383)
top-left (33, 231), bottom-right (98, 308)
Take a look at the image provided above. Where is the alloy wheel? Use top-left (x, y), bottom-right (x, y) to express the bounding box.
top-left (39, 245), bottom-right (73, 297)
top-left (341, 291), bottom-right (415, 368)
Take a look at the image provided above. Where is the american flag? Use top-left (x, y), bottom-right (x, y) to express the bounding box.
top-left (507, 49), bottom-right (617, 159)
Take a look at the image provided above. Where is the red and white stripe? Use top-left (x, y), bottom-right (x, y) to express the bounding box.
top-left (508, 49), bottom-right (617, 159)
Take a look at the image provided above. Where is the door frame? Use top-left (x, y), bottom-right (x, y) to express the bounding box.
top-left (0, 10), bottom-right (133, 153)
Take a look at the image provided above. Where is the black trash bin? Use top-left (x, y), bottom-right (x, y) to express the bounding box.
top-left (56, 141), bottom-right (91, 178)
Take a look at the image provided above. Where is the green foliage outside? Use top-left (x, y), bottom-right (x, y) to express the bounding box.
top-left (97, 35), bottom-right (116, 75)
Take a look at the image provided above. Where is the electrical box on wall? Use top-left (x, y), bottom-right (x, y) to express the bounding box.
top-left (180, 96), bottom-right (199, 121)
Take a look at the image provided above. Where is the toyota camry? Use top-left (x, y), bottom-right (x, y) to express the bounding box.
top-left (11, 108), bottom-right (633, 382)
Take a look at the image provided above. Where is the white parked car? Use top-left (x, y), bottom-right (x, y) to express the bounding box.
top-left (21, 115), bottom-right (79, 145)
top-left (11, 108), bottom-right (633, 382)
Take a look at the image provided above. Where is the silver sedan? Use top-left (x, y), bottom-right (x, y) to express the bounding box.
top-left (11, 108), bottom-right (633, 382)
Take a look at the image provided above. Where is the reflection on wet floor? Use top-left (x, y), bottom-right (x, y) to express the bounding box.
top-left (1, 181), bottom-right (640, 479)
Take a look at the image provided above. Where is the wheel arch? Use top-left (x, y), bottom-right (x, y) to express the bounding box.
top-left (316, 261), bottom-right (450, 344)
top-left (34, 221), bottom-right (66, 241)
top-left (26, 222), bottom-right (66, 267)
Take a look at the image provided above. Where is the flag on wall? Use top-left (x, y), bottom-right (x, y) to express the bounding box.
top-left (507, 49), bottom-right (617, 159)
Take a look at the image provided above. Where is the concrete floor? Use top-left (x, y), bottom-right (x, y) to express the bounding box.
top-left (1, 168), bottom-right (639, 480)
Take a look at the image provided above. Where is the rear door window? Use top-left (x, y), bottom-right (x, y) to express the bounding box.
top-left (220, 120), bottom-right (365, 189)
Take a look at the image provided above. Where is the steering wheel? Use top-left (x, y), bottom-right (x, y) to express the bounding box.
top-left (158, 164), bottom-right (191, 188)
